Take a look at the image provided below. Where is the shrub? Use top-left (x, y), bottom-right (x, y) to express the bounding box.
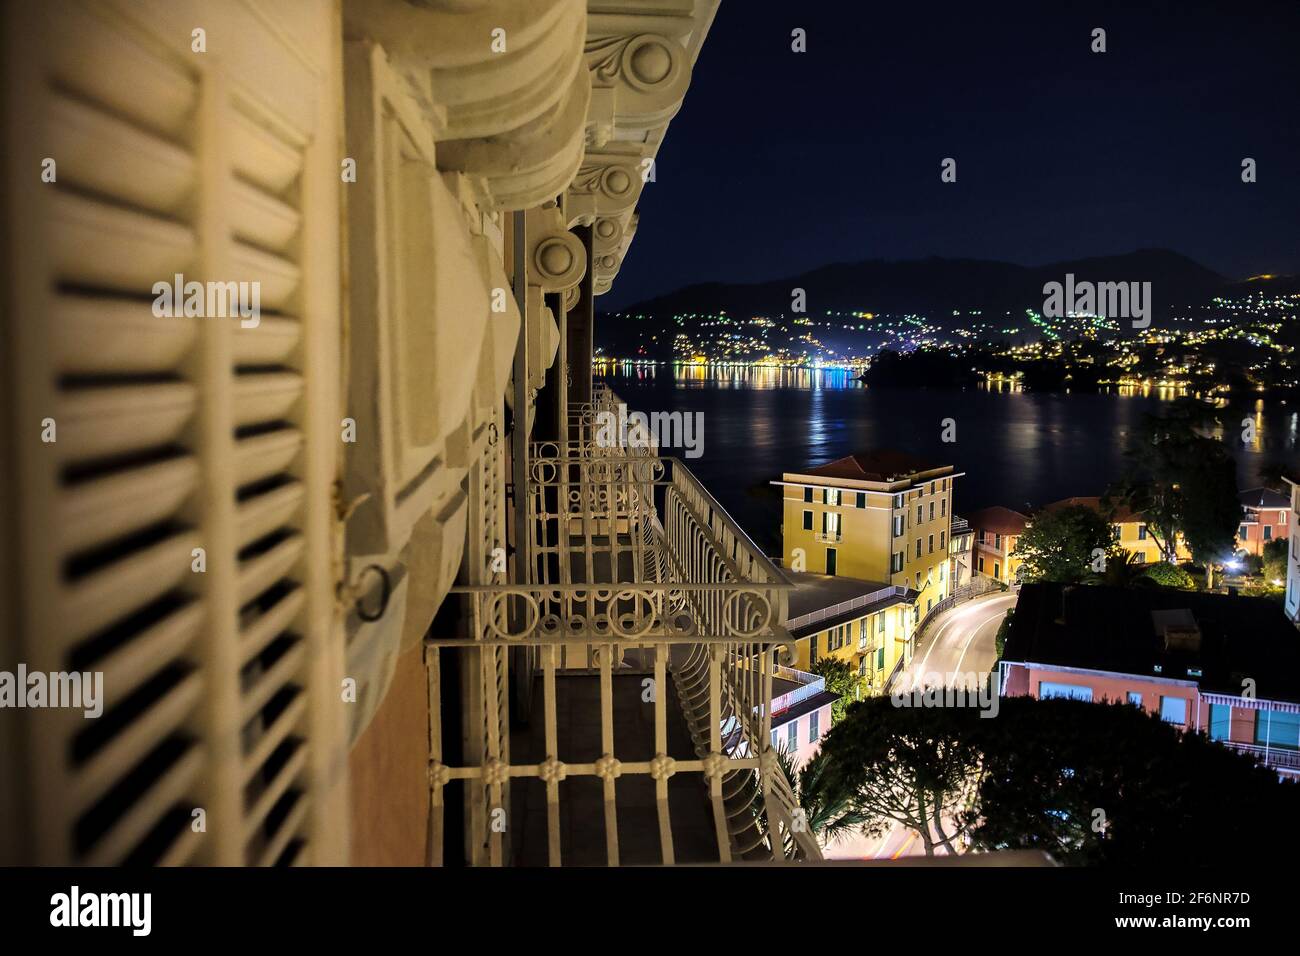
top-left (1139, 562), bottom-right (1195, 589)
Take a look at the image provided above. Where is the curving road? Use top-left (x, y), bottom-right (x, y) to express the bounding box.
top-left (899, 592), bottom-right (1018, 693)
top-left (822, 592), bottom-right (1019, 861)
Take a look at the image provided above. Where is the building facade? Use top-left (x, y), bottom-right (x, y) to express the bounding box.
top-left (948, 515), bottom-right (974, 590)
top-left (965, 506), bottom-right (1027, 585)
top-left (777, 451), bottom-right (958, 621)
top-left (767, 666), bottom-right (837, 771)
top-left (782, 572), bottom-right (917, 695)
top-left (1000, 583), bottom-right (1300, 776)
top-left (1285, 477), bottom-right (1300, 622)
top-left (1236, 487), bottom-right (1291, 558)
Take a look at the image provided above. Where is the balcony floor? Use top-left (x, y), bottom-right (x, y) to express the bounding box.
top-left (508, 671), bottom-right (719, 866)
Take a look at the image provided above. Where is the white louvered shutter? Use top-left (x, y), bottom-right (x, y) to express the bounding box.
top-left (2, 0), bottom-right (346, 866)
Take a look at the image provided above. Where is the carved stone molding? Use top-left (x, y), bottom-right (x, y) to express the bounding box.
top-left (565, 151), bottom-right (643, 225)
top-left (346, 0), bottom-right (590, 210)
top-left (583, 29), bottom-right (691, 145)
top-left (526, 204), bottom-right (587, 293)
top-left (592, 212), bottom-right (637, 295)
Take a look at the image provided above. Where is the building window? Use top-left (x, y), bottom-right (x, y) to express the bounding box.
top-left (1239, 524), bottom-right (1248, 541)
top-left (771, 729), bottom-right (779, 749)
top-left (978, 557), bottom-right (985, 573)
top-left (787, 720), bottom-right (798, 751)
top-left (940, 530), bottom-right (946, 550)
top-left (893, 493), bottom-right (904, 509)
top-left (928, 534), bottom-right (934, 554)
top-left (809, 710), bottom-right (820, 743)
top-left (1255, 708), bottom-right (1300, 749)
top-left (1159, 696), bottom-right (1188, 725)
top-left (826, 548), bottom-right (837, 576)
top-left (929, 502), bottom-right (935, 521)
top-left (994, 533), bottom-right (1002, 550)
top-left (824, 488), bottom-right (841, 506)
top-left (916, 505), bottom-right (923, 524)
top-left (802, 510), bottom-right (813, 531)
top-left (809, 635), bottom-right (819, 665)
top-left (891, 551), bottom-right (904, 573)
top-left (1127, 691), bottom-right (1142, 707)
top-left (859, 658), bottom-right (867, 676)
top-left (859, 619), bottom-right (868, 649)
top-left (1137, 524), bottom-right (1147, 540)
top-left (876, 614), bottom-right (884, 634)
top-left (1134, 552), bottom-right (1146, 564)
top-left (804, 486), bottom-right (813, 503)
top-left (857, 492), bottom-right (866, 509)
top-left (1040, 681), bottom-right (1093, 702)
top-left (893, 514), bottom-right (904, 538)
top-left (978, 530), bottom-right (986, 544)
top-left (1264, 526), bottom-right (1273, 540)
top-left (929, 481), bottom-right (936, 495)
top-left (941, 499), bottom-right (947, 517)
top-left (1208, 704), bottom-right (1231, 741)
top-left (915, 540), bottom-right (922, 559)
top-left (877, 646), bottom-right (885, 670)
top-left (993, 562), bottom-right (1001, 579)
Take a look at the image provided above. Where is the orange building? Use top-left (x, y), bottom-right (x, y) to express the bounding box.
top-left (965, 506), bottom-right (1028, 585)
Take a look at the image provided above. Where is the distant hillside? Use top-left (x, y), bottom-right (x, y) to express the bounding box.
top-left (596, 249), bottom-right (1246, 360)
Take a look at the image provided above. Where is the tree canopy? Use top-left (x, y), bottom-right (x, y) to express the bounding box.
top-left (811, 656), bottom-right (862, 724)
top-left (1012, 504), bottom-right (1117, 584)
top-left (809, 694), bottom-right (1300, 865)
top-left (1108, 398), bottom-right (1240, 585)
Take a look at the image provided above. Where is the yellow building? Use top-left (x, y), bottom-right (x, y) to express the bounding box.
top-left (782, 572), bottom-right (918, 695)
top-left (776, 451), bottom-right (959, 664)
top-left (1041, 497), bottom-right (1192, 565)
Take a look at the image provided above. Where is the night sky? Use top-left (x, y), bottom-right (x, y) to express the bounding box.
top-left (601, 0), bottom-right (1300, 310)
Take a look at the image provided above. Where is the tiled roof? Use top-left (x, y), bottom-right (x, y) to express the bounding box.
top-left (1040, 495), bottom-right (1142, 524)
top-left (800, 449), bottom-right (944, 483)
top-left (1238, 487), bottom-right (1291, 510)
top-left (964, 505), bottom-right (1029, 535)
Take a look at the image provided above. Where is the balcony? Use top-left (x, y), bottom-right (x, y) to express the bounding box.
top-left (432, 389), bottom-right (822, 866)
top-left (814, 530), bottom-right (844, 544)
top-left (1221, 741), bottom-right (1300, 775)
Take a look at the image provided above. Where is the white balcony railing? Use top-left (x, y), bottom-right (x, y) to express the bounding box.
top-left (785, 585), bottom-right (910, 632)
top-left (432, 389), bottom-right (822, 865)
top-left (1221, 740), bottom-right (1300, 773)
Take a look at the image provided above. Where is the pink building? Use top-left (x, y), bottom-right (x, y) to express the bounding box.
top-left (999, 583), bottom-right (1300, 776)
top-left (1237, 487), bottom-right (1292, 557)
top-left (767, 666), bottom-right (838, 770)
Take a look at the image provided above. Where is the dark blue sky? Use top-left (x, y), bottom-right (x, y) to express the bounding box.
top-left (601, 0), bottom-right (1300, 309)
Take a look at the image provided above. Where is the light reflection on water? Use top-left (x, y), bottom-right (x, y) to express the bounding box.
top-left (594, 361), bottom-right (1300, 554)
